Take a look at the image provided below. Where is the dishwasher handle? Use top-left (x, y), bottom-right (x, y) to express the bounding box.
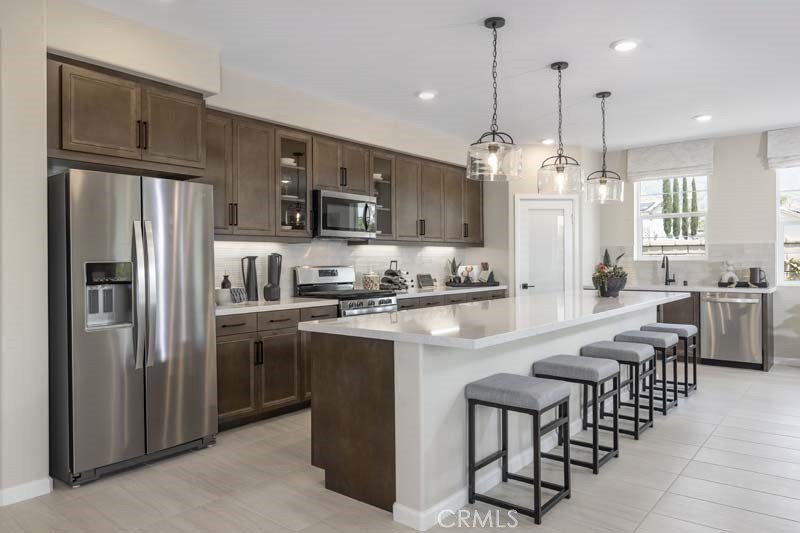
top-left (703, 297), bottom-right (761, 304)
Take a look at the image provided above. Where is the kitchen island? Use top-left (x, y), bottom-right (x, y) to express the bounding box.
top-left (299, 290), bottom-right (689, 531)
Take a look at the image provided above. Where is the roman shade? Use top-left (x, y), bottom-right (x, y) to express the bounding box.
top-left (768, 126), bottom-right (800, 169)
top-left (627, 139), bottom-right (714, 181)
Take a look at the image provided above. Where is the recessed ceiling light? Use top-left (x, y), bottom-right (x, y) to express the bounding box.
top-left (693, 114), bottom-right (712, 123)
top-left (610, 39), bottom-right (639, 52)
top-left (540, 138), bottom-right (555, 146)
top-left (417, 90), bottom-right (438, 101)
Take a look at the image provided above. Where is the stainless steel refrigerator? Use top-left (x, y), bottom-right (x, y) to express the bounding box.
top-left (48, 169), bottom-right (217, 486)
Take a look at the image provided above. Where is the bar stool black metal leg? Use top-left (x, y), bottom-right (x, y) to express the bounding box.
top-left (582, 384), bottom-right (588, 430)
top-left (683, 337), bottom-right (690, 397)
top-left (648, 360), bottom-right (655, 423)
top-left (633, 364), bottom-right (641, 440)
top-left (692, 334), bottom-right (698, 391)
top-left (600, 381), bottom-right (606, 420)
top-left (672, 346), bottom-right (679, 406)
top-left (612, 376), bottom-right (620, 456)
top-left (533, 411), bottom-right (542, 525)
top-left (468, 399), bottom-right (476, 503)
top-left (561, 401), bottom-right (571, 499)
top-left (591, 384), bottom-right (599, 473)
top-left (501, 408), bottom-right (508, 482)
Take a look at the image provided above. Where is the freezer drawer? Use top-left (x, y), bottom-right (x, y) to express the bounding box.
top-left (701, 292), bottom-right (762, 365)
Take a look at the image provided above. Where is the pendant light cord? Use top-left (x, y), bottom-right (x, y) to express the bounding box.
top-left (600, 95), bottom-right (607, 172)
top-left (490, 24), bottom-right (499, 135)
top-left (557, 66), bottom-right (564, 156)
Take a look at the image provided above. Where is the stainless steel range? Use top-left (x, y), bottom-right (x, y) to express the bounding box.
top-left (294, 266), bottom-right (397, 316)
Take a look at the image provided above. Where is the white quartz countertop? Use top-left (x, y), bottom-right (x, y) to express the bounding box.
top-left (395, 285), bottom-right (508, 299)
top-left (584, 284), bottom-right (776, 294)
top-left (216, 296), bottom-right (339, 316)
top-left (298, 290), bottom-right (689, 350)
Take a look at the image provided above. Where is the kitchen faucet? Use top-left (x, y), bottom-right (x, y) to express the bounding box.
top-left (662, 255), bottom-right (676, 285)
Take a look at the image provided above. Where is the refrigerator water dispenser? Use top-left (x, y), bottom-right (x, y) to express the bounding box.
top-left (85, 262), bottom-right (132, 328)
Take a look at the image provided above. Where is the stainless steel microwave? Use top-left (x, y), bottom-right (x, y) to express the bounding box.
top-left (313, 189), bottom-right (377, 239)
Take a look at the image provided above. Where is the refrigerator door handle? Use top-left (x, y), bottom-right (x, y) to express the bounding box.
top-left (132, 221), bottom-right (146, 370)
top-left (144, 220), bottom-right (157, 367)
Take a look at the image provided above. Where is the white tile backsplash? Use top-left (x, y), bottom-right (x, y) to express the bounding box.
top-left (597, 242), bottom-right (776, 286)
top-left (214, 240), bottom-right (477, 292)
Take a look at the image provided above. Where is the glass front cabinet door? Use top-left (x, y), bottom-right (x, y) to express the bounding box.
top-left (370, 150), bottom-right (395, 240)
top-left (276, 129), bottom-right (313, 237)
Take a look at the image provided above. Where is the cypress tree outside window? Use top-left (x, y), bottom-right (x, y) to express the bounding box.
top-left (635, 176), bottom-right (708, 258)
top-left (778, 167), bottom-right (800, 283)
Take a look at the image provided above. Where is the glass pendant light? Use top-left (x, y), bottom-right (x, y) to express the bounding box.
top-left (538, 62), bottom-right (581, 194)
top-left (586, 91), bottom-right (624, 203)
top-left (466, 17), bottom-right (523, 182)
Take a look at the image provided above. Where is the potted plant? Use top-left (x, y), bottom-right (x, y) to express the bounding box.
top-left (592, 249), bottom-right (628, 297)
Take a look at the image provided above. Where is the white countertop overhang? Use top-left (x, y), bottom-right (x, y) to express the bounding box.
top-left (298, 290), bottom-right (690, 350)
top-left (216, 296), bottom-right (339, 316)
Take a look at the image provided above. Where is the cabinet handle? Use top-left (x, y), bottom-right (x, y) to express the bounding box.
top-left (254, 340), bottom-right (264, 365)
top-left (463, 222), bottom-right (469, 239)
top-left (136, 120), bottom-right (142, 149)
top-left (221, 322), bottom-right (247, 328)
top-left (233, 203), bottom-right (239, 226)
top-left (421, 219), bottom-right (426, 236)
top-left (339, 167), bottom-right (345, 187)
top-left (343, 167), bottom-right (348, 187)
top-left (142, 121), bottom-right (149, 149)
top-left (227, 204), bottom-right (234, 226)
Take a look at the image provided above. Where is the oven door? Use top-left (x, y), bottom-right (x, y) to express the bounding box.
top-left (314, 190), bottom-right (377, 239)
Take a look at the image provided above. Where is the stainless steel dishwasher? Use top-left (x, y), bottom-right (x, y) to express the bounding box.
top-left (701, 292), bottom-right (762, 366)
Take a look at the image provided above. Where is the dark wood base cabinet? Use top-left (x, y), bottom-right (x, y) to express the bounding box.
top-left (215, 305), bottom-right (337, 430)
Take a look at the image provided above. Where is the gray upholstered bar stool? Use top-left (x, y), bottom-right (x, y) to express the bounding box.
top-left (580, 341), bottom-right (656, 439)
top-left (614, 330), bottom-right (679, 415)
top-left (641, 323), bottom-right (698, 397)
top-left (465, 373), bottom-right (571, 524)
top-left (532, 355), bottom-right (620, 474)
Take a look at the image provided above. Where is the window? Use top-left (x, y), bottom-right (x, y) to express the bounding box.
top-left (778, 167), bottom-right (800, 284)
top-left (635, 176), bottom-right (708, 258)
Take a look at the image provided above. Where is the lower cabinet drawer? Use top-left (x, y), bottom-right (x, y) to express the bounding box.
top-left (258, 309), bottom-right (300, 331)
top-left (419, 295), bottom-right (445, 307)
top-left (444, 294), bottom-right (467, 304)
top-left (216, 313), bottom-right (257, 337)
top-left (300, 305), bottom-right (339, 321)
top-left (398, 298), bottom-right (419, 310)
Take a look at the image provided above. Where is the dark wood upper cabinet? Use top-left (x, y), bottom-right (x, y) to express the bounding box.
top-left (233, 119), bottom-right (275, 236)
top-left (395, 156), bottom-right (421, 241)
top-left (259, 329), bottom-right (300, 410)
top-left (140, 85), bottom-right (205, 168)
top-left (60, 64), bottom-right (142, 160)
top-left (312, 136), bottom-right (342, 191)
top-left (371, 151), bottom-right (396, 240)
top-left (194, 111), bottom-right (232, 235)
top-left (464, 177), bottom-right (483, 244)
top-left (276, 129), bottom-right (313, 237)
top-left (312, 137), bottom-right (369, 194)
top-left (420, 162), bottom-right (445, 241)
top-left (216, 333), bottom-right (259, 423)
top-left (341, 143), bottom-right (370, 194)
top-left (443, 166), bottom-right (465, 242)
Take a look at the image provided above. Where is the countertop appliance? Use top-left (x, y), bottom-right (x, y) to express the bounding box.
top-left (48, 170), bottom-right (216, 486)
top-left (701, 291), bottom-right (763, 368)
top-left (313, 189), bottom-right (377, 239)
top-left (749, 267), bottom-right (768, 288)
top-left (295, 265), bottom-right (397, 316)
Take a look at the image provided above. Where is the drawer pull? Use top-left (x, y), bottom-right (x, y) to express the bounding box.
top-left (221, 322), bottom-right (247, 328)
top-left (269, 317), bottom-right (292, 323)
top-left (310, 313), bottom-right (331, 319)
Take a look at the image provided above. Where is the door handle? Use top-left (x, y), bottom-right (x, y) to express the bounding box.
top-left (521, 283), bottom-right (533, 289)
top-left (132, 221), bottom-right (146, 370)
top-left (142, 121), bottom-right (149, 150)
top-left (144, 220), bottom-right (157, 367)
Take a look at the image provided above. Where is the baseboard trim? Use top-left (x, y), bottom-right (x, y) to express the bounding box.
top-left (0, 477), bottom-right (52, 506)
top-left (393, 418), bottom-right (583, 531)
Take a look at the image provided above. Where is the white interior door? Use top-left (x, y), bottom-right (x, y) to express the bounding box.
top-left (516, 198), bottom-right (575, 294)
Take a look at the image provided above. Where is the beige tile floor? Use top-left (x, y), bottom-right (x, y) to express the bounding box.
top-left (3, 363), bottom-right (800, 532)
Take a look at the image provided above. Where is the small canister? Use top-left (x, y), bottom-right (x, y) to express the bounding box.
top-left (362, 272), bottom-right (380, 291)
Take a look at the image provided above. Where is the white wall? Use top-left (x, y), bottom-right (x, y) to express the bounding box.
top-left (0, 0), bottom-right (51, 505)
top-left (46, 0), bottom-right (220, 94)
top-left (599, 132), bottom-right (800, 359)
top-left (466, 144), bottom-right (601, 295)
top-left (208, 68), bottom-right (468, 166)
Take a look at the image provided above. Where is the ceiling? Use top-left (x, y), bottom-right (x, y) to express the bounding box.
top-left (78, 0), bottom-right (800, 150)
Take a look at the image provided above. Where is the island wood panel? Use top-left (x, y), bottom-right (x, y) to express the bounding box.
top-left (658, 292), bottom-right (700, 358)
top-left (310, 333), bottom-right (395, 512)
